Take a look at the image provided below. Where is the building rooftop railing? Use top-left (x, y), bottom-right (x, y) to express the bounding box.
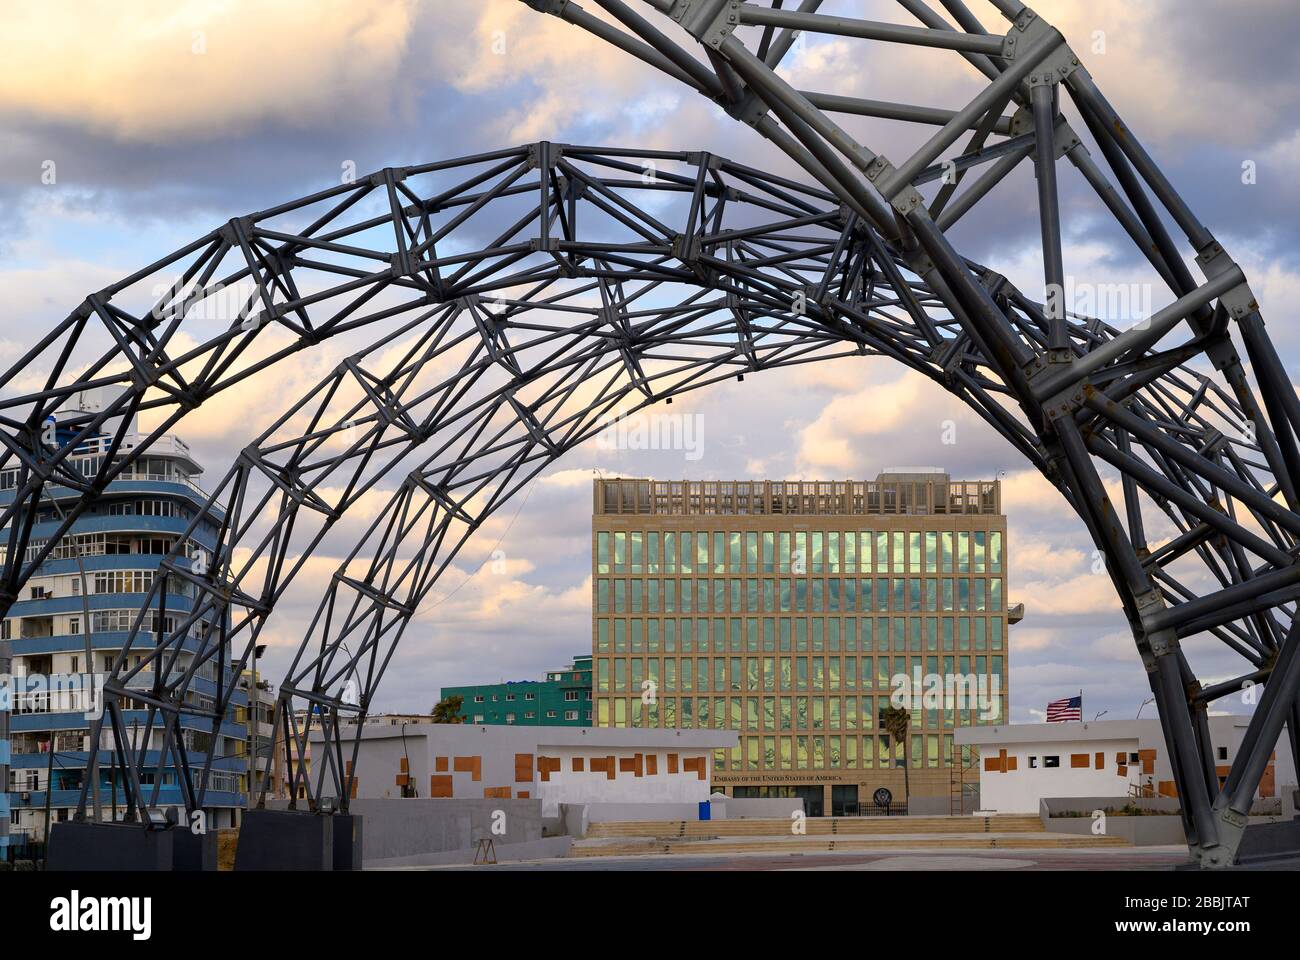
top-left (1, 433), bottom-right (210, 500)
top-left (71, 433), bottom-right (194, 461)
top-left (594, 478), bottom-right (1001, 517)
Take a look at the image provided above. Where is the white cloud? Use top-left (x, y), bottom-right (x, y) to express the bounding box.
top-left (0, 1), bottom-right (420, 141)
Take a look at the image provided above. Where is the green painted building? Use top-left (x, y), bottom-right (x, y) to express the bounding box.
top-left (441, 655), bottom-right (592, 726)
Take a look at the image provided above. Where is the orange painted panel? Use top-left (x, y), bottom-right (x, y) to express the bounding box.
top-left (453, 755), bottom-right (482, 781)
top-left (1139, 749), bottom-right (1156, 775)
top-left (536, 756), bottom-right (561, 782)
top-left (619, 755), bottom-right (644, 776)
top-left (514, 753), bottom-right (534, 783)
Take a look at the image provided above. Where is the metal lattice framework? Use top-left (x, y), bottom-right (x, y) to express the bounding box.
top-left (4, 145), bottom-right (972, 832)
top-left (516, 0), bottom-right (1300, 868)
top-left (0, 0), bottom-right (1294, 868)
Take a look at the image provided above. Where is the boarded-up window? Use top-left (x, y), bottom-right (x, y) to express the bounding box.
top-left (1095, 752), bottom-right (1105, 770)
top-left (429, 775), bottom-right (453, 798)
top-left (618, 754), bottom-right (644, 777)
top-left (984, 749), bottom-right (1011, 773)
top-left (514, 753), bottom-right (534, 784)
top-left (435, 756), bottom-right (449, 773)
top-left (572, 757), bottom-right (585, 773)
top-left (645, 754), bottom-right (658, 776)
top-left (1070, 753), bottom-right (1090, 769)
top-left (1139, 749), bottom-right (1156, 775)
top-left (1261, 764), bottom-right (1275, 798)
top-left (537, 756), bottom-right (561, 782)
top-left (453, 755), bottom-right (482, 781)
top-left (682, 756), bottom-right (707, 780)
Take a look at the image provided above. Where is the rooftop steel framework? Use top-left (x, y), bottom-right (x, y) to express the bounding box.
top-left (0, 1), bottom-right (1293, 868)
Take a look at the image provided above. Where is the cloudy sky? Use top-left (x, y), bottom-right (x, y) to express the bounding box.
top-left (2, 0), bottom-right (1298, 722)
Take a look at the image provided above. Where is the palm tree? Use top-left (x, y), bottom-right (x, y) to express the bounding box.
top-left (881, 704), bottom-right (911, 811)
top-left (430, 694), bottom-right (465, 724)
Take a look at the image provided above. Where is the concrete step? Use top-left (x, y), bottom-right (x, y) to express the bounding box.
top-left (585, 815), bottom-right (1045, 839)
top-left (568, 832), bottom-right (1130, 858)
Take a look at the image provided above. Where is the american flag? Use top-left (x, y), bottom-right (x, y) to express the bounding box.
top-left (1046, 695), bottom-right (1083, 722)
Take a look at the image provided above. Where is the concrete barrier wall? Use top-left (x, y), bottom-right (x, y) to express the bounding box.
top-left (557, 797), bottom-right (803, 836)
top-left (580, 797), bottom-right (802, 824)
top-left (582, 802), bottom-right (698, 823)
top-left (268, 797), bottom-right (542, 864)
top-left (366, 836), bottom-right (572, 868)
top-left (1040, 796), bottom-right (1181, 819)
top-left (720, 797), bottom-right (805, 819)
top-left (1039, 796), bottom-right (1185, 847)
top-left (1038, 795), bottom-right (1299, 848)
top-left (907, 795), bottom-right (953, 816)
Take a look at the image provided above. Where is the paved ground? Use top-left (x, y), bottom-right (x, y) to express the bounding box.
top-left (414, 845), bottom-right (1193, 871)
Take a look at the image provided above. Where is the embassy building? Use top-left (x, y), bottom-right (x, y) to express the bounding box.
top-left (590, 472), bottom-right (1020, 816)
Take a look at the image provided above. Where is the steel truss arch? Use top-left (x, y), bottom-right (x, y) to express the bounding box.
top-left (516, 0), bottom-right (1300, 867)
top-left (1, 1), bottom-right (1294, 871)
top-left (43, 145), bottom-right (989, 828)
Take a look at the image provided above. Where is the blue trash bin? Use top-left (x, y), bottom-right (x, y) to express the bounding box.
top-left (698, 800), bottom-right (711, 821)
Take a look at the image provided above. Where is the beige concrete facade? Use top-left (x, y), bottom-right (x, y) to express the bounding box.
top-left (591, 473), bottom-right (1017, 815)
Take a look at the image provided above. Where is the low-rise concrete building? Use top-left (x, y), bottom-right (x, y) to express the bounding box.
top-left (311, 722), bottom-right (736, 817)
top-left (955, 716), bottom-right (1297, 814)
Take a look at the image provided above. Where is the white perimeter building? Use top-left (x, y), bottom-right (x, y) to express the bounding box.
top-left (955, 716), bottom-right (1297, 814)
top-left (309, 723), bottom-right (736, 817)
